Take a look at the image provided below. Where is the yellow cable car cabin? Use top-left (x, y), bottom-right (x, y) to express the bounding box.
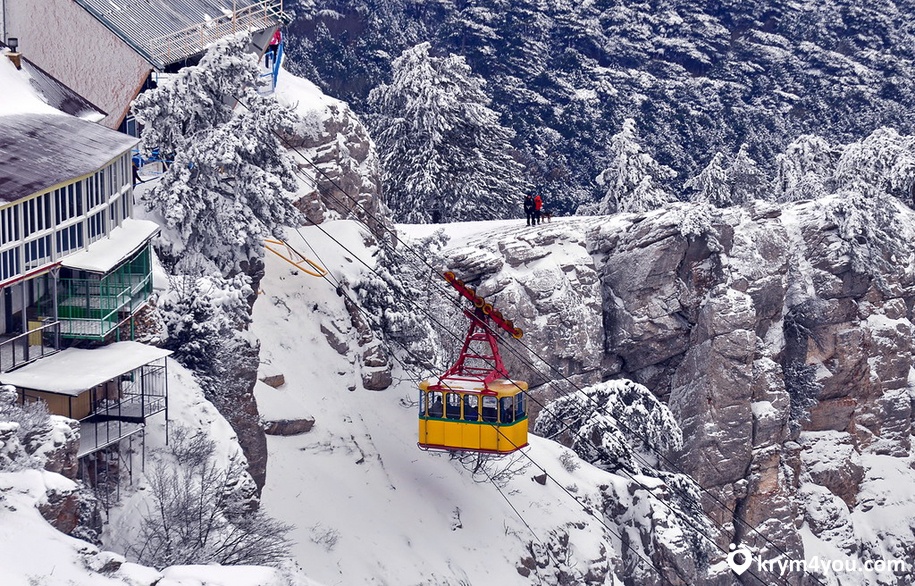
top-left (418, 378), bottom-right (528, 454)
top-left (418, 271), bottom-right (528, 455)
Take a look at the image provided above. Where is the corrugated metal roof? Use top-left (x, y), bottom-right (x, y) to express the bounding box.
top-left (0, 114), bottom-right (138, 204)
top-left (74, 0), bottom-right (284, 67)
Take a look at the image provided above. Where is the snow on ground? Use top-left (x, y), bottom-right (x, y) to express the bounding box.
top-left (254, 220), bottom-right (628, 585)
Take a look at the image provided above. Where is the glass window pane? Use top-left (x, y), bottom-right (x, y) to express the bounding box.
top-left (463, 395), bottom-right (479, 421)
top-left (482, 396), bottom-right (498, 423)
top-left (500, 397), bottom-right (514, 423)
top-left (446, 392), bottom-right (461, 420)
top-left (428, 391), bottom-right (443, 418)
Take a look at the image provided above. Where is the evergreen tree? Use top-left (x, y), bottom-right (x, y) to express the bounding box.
top-left (727, 144), bottom-right (770, 203)
top-left (368, 42), bottom-right (527, 223)
top-left (685, 151), bottom-right (730, 207)
top-left (833, 127), bottom-right (915, 201)
top-left (773, 134), bottom-right (835, 202)
top-left (593, 118), bottom-right (675, 214)
top-left (131, 33), bottom-right (301, 276)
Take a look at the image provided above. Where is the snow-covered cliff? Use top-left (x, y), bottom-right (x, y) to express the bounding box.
top-left (434, 196), bottom-right (915, 585)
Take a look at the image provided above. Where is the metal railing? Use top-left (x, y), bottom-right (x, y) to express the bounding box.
top-left (57, 274), bottom-right (151, 339)
top-left (146, 1), bottom-right (284, 65)
top-left (0, 320), bottom-right (61, 373)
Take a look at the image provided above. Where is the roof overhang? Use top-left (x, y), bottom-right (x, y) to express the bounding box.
top-left (1, 341), bottom-right (172, 396)
top-left (61, 218), bottom-right (159, 274)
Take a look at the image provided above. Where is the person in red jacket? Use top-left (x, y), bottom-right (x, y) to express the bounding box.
top-left (266, 29), bottom-right (282, 67)
top-left (533, 194), bottom-right (543, 225)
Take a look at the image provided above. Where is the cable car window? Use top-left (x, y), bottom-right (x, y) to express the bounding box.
top-left (446, 392), bottom-right (462, 420)
top-left (428, 391), bottom-right (444, 418)
top-left (481, 396), bottom-right (498, 422)
top-left (515, 393), bottom-right (525, 419)
top-left (419, 390), bottom-right (427, 416)
top-left (500, 397), bottom-right (514, 423)
top-left (463, 394), bottom-right (479, 421)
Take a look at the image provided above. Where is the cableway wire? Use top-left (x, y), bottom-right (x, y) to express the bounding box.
top-left (271, 195), bottom-right (790, 586)
top-left (232, 93), bottom-right (824, 586)
top-left (281, 229), bottom-right (671, 583)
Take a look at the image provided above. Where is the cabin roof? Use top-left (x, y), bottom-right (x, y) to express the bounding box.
top-left (0, 341), bottom-right (172, 396)
top-left (0, 114), bottom-right (138, 204)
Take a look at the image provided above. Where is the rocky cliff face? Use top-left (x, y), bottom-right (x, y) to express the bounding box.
top-left (441, 198), bottom-right (915, 584)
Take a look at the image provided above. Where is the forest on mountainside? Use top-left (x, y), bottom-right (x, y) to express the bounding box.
top-left (283, 0), bottom-right (915, 214)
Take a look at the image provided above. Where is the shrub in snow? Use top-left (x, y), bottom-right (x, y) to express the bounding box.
top-left (129, 425), bottom-right (291, 568)
top-left (593, 118), bottom-right (676, 215)
top-left (832, 127), bottom-right (915, 202)
top-left (351, 228), bottom-right (456, 369)
top-left (0, 384), bottom-right (52, 470)
top-left (132, 33), bottom-right (302, 275)
top-left (685, 152), bottom-right (730, 207)
top-left (773, 134), bottom-right (836, 202)
top-left (157, 274), bottom-right (254, 402)
top-left (535, 381), bottom-right (715, 575)
top-left (368, 42), bottom-right (527, 223)
top-left (534, 380), bottom-right (682, 474)
top-left (158, 274), bottom-right (251, 367)
top-left (727, 144), bottom-right (770, 203)
top-left (781, 301), bottom-right (825, 435)
top-left (677, 202), bottom-right (720, 245)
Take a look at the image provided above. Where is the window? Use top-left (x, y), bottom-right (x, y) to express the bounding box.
top-left (463, 394), bottom-right (479, 421)
top-left (109, 199), bottom-right (120, 227)
top-left (0, 248), bottom-right (19, 280)
top-left (445, 392), bottom-right (461, 420)
top-left (418, 391), bottom-right (427, 416)
top-left (515, 394), bottom-right (525, 419)
top-left (88, 210), bottom-right (106, 241)
top-left (500, 396), bottom-right (514, 423)
top-left (481, 396), bottom-right (498, 423)
top-left (428, 391), bottom-right (443, 418)
top-left (22, 194), bottom-right (51, 238)
top-left (24, 236), bottom-right (51, 270)
top-left (56, 183), bottom-right (83, 223)
top-left (56, 223), bottom-right (83, 256)
top-left (0, 205), bottom-right (20, 245)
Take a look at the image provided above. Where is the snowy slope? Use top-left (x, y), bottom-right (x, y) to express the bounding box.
top-left (0, 359), bottom-right (317, 586)
top-left (253, 221), bottom-right (633, 585)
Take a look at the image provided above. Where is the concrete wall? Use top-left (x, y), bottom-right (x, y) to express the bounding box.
top-left (5, 0), bottom-right (151, 128)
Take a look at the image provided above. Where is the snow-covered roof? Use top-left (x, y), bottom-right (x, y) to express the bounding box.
top-left (0, 114), bottom-right (138, 204)
top-left (73, 0), bottom-right (284, 67)
top-left (61, 219), bottom-right (159, 274)
top-left (20, 57), bottom-right (106, 122)
top-left (0, 341), bottom-right (172, 396)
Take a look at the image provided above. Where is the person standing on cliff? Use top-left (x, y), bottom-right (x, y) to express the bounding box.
top-left (524, 194), bottom-right (535, 226)
top-left (533, 194), bottom-right (543, 225)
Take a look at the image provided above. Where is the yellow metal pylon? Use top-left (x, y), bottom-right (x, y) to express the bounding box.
top-left (264, 238), bottom-right (328, 277)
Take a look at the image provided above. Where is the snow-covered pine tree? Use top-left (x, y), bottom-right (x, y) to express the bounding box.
top-left (832, 127), bottom-right (915, 202)
top-left (727, 143), bottom-right (770, 203)
top-left (534, 379), bottom-right (682, 473)
top-left (772, 134), bottom-right (835, 202)
top-left (593, 118), bottom-right (676, 214)
top-left (131, 33), bottom-right (301, 276)
top-left (368, 42), bottom-right (527, 223)
top-left (684, 151), bottom-right (729, 206)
